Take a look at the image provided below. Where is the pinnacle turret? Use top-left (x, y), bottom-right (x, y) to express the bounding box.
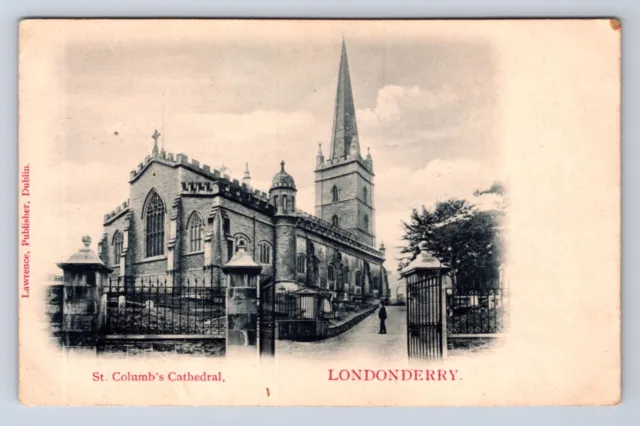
top-left (316, 143), bottom-right (325, 167)
top-left (243, 163), bottom-right (252, 188)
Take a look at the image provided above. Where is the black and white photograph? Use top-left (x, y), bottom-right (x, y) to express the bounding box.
top-left (18, 19), bottom-right (619, 406)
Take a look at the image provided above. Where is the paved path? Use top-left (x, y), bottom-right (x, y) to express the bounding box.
top-left (276, 306), bottom-right (407, 362)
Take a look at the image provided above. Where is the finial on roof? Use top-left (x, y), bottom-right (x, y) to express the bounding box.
top-left (280, 160), bottom-right (285, 172)
top-left (243, 163), bottom-right (252, 187)
top-left (316, 143), bottom-right (325, 167)
top-left (82, 235), bottom-right (91, 249)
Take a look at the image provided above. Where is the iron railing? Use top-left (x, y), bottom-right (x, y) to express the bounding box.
top-left (103, 275), bottom-right (226, 336)
top-left (274, 292), bottom-right (332, 320)
top-left (446, 284), bottom-right (507, 334)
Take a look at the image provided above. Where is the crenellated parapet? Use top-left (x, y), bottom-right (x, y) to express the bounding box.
top-left (103, 200), bottom-right (130, 225)
top-left (315, 153), bottom-right (373, 174)
top-left (294, 210), bottom-right (383, 258)
top-left (129, 151), bottom-right (237, 184)
top-left (181, 179), bottom-right (274, 214)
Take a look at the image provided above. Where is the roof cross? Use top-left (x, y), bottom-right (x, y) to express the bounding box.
top-left (152, 129), bottom-right (161, 155)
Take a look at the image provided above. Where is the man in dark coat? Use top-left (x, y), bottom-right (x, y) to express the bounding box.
top-left (378, 301), bottom-right (387, 334)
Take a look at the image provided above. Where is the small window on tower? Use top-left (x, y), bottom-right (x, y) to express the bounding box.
top-left (332, 215), bottom-right (339, 227)
top-left (363, 187), bottom-right (368, 203)
top-left (364, 215), bottom-right (369, 232)
top-left (332, 185), bottom-right (339, 202)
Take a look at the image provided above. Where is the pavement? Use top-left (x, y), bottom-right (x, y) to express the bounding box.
top-left (276, 305), bottom-right (407, 362)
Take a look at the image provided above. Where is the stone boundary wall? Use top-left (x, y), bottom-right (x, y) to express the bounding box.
top-left (326, 304), bottom-right (378, 339)
top-left (276, 304), bottom-right (378, 342)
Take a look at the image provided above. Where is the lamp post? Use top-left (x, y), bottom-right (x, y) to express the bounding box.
top-left (221, 246), bottom-right (262, 359)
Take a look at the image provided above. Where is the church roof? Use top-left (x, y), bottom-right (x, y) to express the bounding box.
top-left (329, 38), bottom-right (361, 160)
top-left (271, 161), bottom-right (296, 190)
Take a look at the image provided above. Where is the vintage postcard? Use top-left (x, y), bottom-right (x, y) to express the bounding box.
top-left (18, 19), bottom-right (620, 406)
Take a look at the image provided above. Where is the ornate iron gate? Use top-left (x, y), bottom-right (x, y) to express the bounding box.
top-left (406, 273), bottom-right (444, 360)
top-left (258, 276), bottom-right (275, 356)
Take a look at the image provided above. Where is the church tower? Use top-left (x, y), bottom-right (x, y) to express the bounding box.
top-left (315, 39), bottom-right (376, 247)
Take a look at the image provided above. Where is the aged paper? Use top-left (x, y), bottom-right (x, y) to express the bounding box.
top-left (18, 19), bottom-right (620, 406)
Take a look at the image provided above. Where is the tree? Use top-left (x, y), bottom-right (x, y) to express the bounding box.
top-left (400, 182), bottom-right (505, 288)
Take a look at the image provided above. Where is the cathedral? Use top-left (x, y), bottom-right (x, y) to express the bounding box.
top-left (97, 40), bottom-right (389, 302)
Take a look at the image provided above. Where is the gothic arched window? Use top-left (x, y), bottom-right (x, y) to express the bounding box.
top-left (364, 215), bottom-right (369, 232)
top-left (144, 191), bottom-right (165, 258)
top-left (363, 187), bottom-right (368, 203)
top-left (332, 185), bottom-right (339, 202)
top-left (187, 212), bottom-right (204, 253)
top-left (283, 195), bottom-right (289, 213)
top-left (296, 254), bottom-right (306, 274)
top-left (332, 215), bottom-right (339, 227)
top-left (112, 231), bottom-right (123, 264)
top-left (258, 241), bottom-right (272, 264)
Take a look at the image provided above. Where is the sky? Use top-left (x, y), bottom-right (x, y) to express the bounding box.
top-left (45, 24), bottom-right (506, 294)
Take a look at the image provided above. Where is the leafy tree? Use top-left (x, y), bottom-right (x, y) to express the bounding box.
top-left (400, 182), bottom-right (505, 288)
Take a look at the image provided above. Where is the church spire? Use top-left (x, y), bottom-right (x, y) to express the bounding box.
top-left (329, 38), bottom-right (360, 160)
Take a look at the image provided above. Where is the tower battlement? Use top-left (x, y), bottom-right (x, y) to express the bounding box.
top-left (315, 153), bottom-right (373, 174)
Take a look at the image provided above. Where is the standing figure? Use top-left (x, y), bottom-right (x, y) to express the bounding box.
top-left (378, 301), bottom-right (387, 334)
